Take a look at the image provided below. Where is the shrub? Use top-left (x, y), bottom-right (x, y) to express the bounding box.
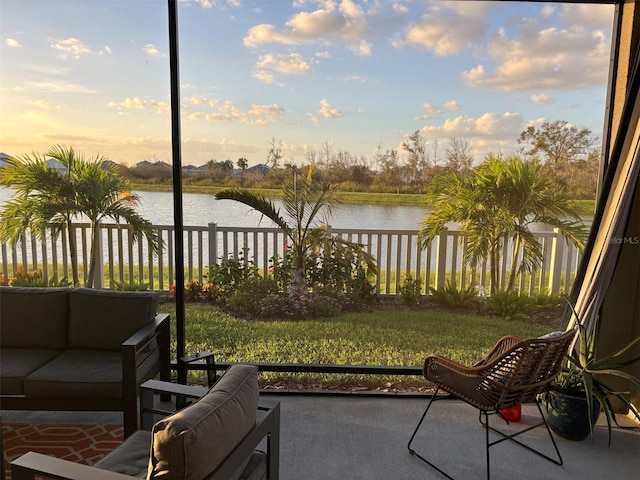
top-left (532, 290), bottom-right (564, 308)
top-left (429, 281), bottom-right (476, 308)
top-left (9, 268), bottom-right (46, 287)
top-left (9, 267), bottom-right (70, 287)
top-left (207, 247), bottom-right (259, 302)
top-left (399, 274), bottom-right (422, 305)
top-left (228, 277), bottom-right (279, 317)
top-left (269, 253), bottom-right (292, 291)
top-left (486, 290), bottom-right (535, 320)
top-left (306, 248), bottom-right (376, 305)
top-left (169, 280), bottom-right (210, 302)
top-left (258, 292), bottom-right (342, 320)
top-left (111, 280), bottom-right (149, 291)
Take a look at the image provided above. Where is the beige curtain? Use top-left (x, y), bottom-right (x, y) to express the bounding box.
top-left (567, 54), bottom-right (640, 336)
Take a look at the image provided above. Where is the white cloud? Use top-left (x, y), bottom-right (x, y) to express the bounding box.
top-left (340, 0), bottom-right (363, 18)
top-left (444, 100), bottom-right (461, 111)
top-left (352, 39), bottom-right (372, 56)
top-left (242, 0), bottom-right (402, 55)
top-left (392, 2), bottom-right (408, 15)
top-left (20, 80), bottom-right (94, 93)
top-left (419, 111), bottom-right (525, 161)
top-left (344, 75), bottom-right (366, 82)
top-left (422, 112), bottom-right (523, 139)
top-left (252, 70), bottom-right (275, 84)
top-left (246, 104), bottom-right (285, 126)
top-left (400, 2), bottom-right (490, 56)
top-left (144, 44), bottom-right (164, 56)
top-left (414, 102), bottom-right (441, 120)
top-left (559, 3), bottom-right (614, 30)
top-left (32, 100), bottom-right (57, 109)
top-left (99, 45), bottom-right (112, 55)
top-left (244, 24), bottom-right (296, 48)
top-left (185, 99), bottom-right (285, 126)
top-left (193, 0), bottom-right (241, 8)
top-left (256, 53), bottom-right (312, 74)
top-left (109, 97), bottom-right (146, 110)
top-left (152, 101), bottom-right (170, 114)
top-left (462, 7), bottom-right (612, 92)
top-left (307, 113), bottom-right (321, 126)
top-left (49, 37), bottom-right (90, 58)
top-left (5, 38), bottom-right (20, 47)
top-left (319, 98), bottom-right (343, 119)
top-left (288, 8), bottom-right (348, 36)
top-left (531, 93), bottom-right (553, 105)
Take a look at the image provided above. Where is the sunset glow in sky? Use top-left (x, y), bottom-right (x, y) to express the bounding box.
top-left (0, 0), bottom-right (615, 167)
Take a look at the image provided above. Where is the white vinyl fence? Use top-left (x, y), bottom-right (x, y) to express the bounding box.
top-left (0, 222), bottom-right (583, 296)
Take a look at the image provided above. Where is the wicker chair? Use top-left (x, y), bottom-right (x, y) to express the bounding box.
top-left (407, 329), bottom-right (575, 480)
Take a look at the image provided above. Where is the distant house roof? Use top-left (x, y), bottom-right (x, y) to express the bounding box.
top-left (46, 158), bottom-right (66, 170)
top-left (135, 160), bottom-right (172, 170)
top-left (246, 163), bottom-right (270, 175)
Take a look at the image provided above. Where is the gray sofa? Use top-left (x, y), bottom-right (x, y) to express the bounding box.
top-left (11, 364), bottom-right (280, 480)
top-left (0, 286), bottom-right (170, 437)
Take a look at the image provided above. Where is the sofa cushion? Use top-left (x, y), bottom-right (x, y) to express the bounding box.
top-left (68, 288), bottom-right (159, 351)
top-left (148, 364), bottom-right (259, 480)
top-left (0, 348), bottom-right (62, 395)
top-left (23, 350), bottom-right (122, 399)
top-left (94, 430), bottom-right (152, 479)
top-left (0, 286), bottom-right (70, 349)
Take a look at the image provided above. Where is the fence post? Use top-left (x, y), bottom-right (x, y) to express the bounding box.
top-left (94, 223), bottom-right (104, 289)
top-left (208, 223), bottom-right (218, 267)
top-left (547, 228), bottom-right (563, 294)
top-left (435, 227), bottom-right (448, 289)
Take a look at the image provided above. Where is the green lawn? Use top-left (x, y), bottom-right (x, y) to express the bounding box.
top-left (159, 302), bottom-right (552, 390)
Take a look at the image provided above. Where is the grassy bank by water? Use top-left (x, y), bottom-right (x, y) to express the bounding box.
top-left (161, 302), bottom-right (551, 390)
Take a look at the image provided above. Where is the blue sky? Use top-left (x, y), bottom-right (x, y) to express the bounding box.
top-left (0, 1), bottom-right (615, 167)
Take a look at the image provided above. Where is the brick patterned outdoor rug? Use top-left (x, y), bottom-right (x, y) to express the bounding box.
top-left (2, 422), bottom-right (123, 480)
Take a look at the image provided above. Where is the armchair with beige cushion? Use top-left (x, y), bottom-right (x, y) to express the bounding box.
top-left (11, 364), bottom-right (280, 480)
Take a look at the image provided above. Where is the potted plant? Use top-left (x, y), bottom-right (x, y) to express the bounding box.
top-left (542, 307), bottom-right (640, 444)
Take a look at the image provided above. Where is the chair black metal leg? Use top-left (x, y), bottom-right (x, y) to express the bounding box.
top-left (407, 388), bottom-right (457, 480)
top-left (409, 398), bottom-right (563, 480)
top-left (407, 387), bottom-right (439, 453)
top-left (481, 402), bottom-right (563, 467)
top-left (484, 412), bottom-right (491, 480)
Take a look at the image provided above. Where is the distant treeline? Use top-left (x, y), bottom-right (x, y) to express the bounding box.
top-left (120, 121), bottom-right (600, 201)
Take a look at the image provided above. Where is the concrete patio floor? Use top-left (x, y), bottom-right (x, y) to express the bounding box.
top-left (3, 394), bottom-right (639, 480)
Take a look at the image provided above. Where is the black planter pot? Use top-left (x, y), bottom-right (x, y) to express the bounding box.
top-left (542, 389), bottom-right (601, 441)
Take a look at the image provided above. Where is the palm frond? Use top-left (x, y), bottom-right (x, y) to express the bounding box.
top-left (216, 188), bottom-right (290, 234)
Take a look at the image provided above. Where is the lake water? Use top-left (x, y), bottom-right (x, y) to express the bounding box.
top-left (0, 187), bottom-right (591, 232)
top-left (135, 190), bottom-right (427, 230)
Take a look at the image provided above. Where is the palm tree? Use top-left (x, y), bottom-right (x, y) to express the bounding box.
top-left (0, 150), bottom-right (82, 284)
top-left (0, 145), bottom-right (161, 287)
top-left (215, 165), bottom-right (376, 293)
top-left (418, 155), bottom-right (586, 292)
top-left (237, 157), bottom-right (248, 184)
